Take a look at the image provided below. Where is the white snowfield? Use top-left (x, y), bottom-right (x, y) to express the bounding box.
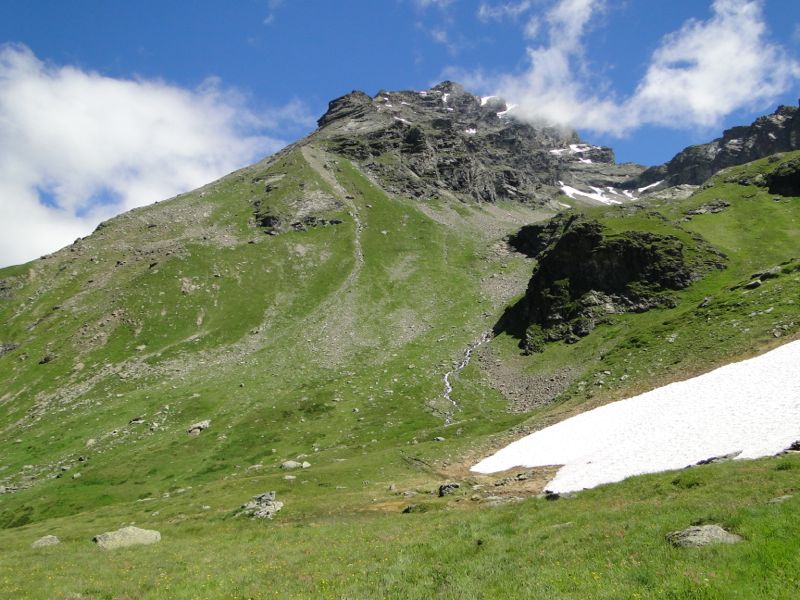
top-left (472, 340), bottom-right (800, 493)
top-left (558, 181), bottom-right (624, 205)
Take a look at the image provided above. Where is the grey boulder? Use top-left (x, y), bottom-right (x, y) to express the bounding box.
top-left (31, 535), bottom-right (60, 548)
top-left (92, 526), bottom-right (161, 550)
top-left (666, 524), bottom-right (742, 548)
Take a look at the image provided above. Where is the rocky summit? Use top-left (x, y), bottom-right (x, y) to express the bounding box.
top-left (316, 81), bottom-right (643, 206)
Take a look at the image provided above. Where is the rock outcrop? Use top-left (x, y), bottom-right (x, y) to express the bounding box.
top-left (767, 156), bottom-right (800, 196)
top-left (502, 214), bottom-right (724, 352)
top-left (627, 104), bottom-right (800, 189)
top-left (237, 491), bottom-right (284, 519)
top-left (316, 81), bottom-right (643, 205)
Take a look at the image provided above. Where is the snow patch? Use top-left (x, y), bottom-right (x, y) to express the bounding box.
top-left (464, 128), bottom-right (477, 134)
top-left (442, 93), bottom-right (450, 104)
top-left (558, 182), bottom-right (622, 205)
top-left (637, 180), bottom-right (664, 193)
top-left (480, 95), bottom-right (497, 106)
top-left (497, 103), bottom-right (517, 118)
top-left (472, 340), bottom-right (800, 493)
top-left (393, 117), bottom-right (412, 125)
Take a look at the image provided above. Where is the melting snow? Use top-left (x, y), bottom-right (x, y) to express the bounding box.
top-left (442, 93), bottom-right (450, 104)
top-left (558, 182), bottom-right (623, 205)
top-left (497, 103), bottom-right (517, 117)
top-left (480, 95), bottom-right (498, 106)
top-left (464, 128), bottom-right (477, 134)
top-left (637, 180), bottom-right (664, 193)
top-left (394, 117), bottom-right (412, 125)
top-left (578, 157), bottom-right (592, 164)
top-left (472, 340), bottom-right (800, 493)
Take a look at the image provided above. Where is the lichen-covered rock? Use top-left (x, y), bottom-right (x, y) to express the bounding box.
top-left (237, 491), bottom-right (284, 519)
top-left (92, 526), bottom-right (160, 550)
top-left (666, 524), bottom-right (742, 548)
top-left (186, 420), bottom-right (210, 436)
top-left (31, 535), bottom-right (60, 548)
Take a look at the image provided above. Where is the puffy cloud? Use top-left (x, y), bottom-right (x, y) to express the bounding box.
top-left (0, 44), bottom-right (312, 267)
top-left (484, 0), bottom-right (800, 135)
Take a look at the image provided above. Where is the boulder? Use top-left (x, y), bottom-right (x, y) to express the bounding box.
top-left (31, 535), bottom-right (60, 548)
top-left (237, 491), bottom-right (284, 519)
top-left (186, 420), bottom-right (210, 436)
top-left (666, 524), bottom-right (742, 548)
top-left (438, 483), bottom-right (460, 497)
top-left (92, 526), bottom-right (161, 550)
top-left (280, 460), bottom-right (302, 470)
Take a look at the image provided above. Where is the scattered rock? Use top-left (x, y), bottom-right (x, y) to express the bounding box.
top-left (694, 450), bottom-right (741, 466)
top-left (301, 461), bottom-right (311, 469)
top-left (433, 436), bottom-right (446, 442)
top-left (768, 495), bottom-right (793, 505)
top-left (31, 535), bottom-right (60, 548)
top-left (280, 460), bottom-right (302, 470)
top-left (186, 420), bottom-right (210, 436)
top-left (237, 491), bottom-right (284, 519)
top-left (666, 524), bottom-right (742, 548)
top-left (438, 483), bottom-right (460, 497)
top-left (92, 526), bottom-right (161, 550)
top-left (685, 199), bottom-right (730, 217)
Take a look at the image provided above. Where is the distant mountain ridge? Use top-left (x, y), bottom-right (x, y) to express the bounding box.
top-left (627, 104), bottom-right (800, 190)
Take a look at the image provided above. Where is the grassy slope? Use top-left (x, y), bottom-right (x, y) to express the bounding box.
top-left (1, 148), bottom-right (799, 598)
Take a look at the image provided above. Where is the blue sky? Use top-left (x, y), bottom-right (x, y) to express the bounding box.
top-left (0, 0), bottom-right (798, 265)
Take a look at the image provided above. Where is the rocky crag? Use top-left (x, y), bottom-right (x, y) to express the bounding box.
top-left (502, 213), bottom-right (726, 352)
top-left (315, 81), bottom-right (643, 206)
top-left (628, 104), bottom-right (800, 190)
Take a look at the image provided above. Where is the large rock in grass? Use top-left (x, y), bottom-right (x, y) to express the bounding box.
top-left (92, 526), bottom-right (161, 550)
top-left (31, 535), bottom-right (60, 548)
top-left (237, 491), bottom-right (284, 519)
top-left (666, 524), bottom-right (742, 548)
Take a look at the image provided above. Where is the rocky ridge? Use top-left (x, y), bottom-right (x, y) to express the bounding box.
top-left (628, 104), bottom-right (800, 190)
top-left (315, 81), bottom-right (644, 207)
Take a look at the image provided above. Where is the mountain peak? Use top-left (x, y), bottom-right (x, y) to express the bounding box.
top-left (311, 82), bottom-right (639, 205)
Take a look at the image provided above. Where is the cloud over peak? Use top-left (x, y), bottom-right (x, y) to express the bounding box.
top-left (482, 0), bottom-right (799, 135)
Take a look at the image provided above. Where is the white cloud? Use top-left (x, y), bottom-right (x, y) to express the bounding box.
top-left (482, 0), bottom-right (800, 135)
top-left (0, 44), bottom-right (312, 267)
top-left (477, 1), bottom-right (532, 22)
top-left (414, 0), bottom-right (456, 8)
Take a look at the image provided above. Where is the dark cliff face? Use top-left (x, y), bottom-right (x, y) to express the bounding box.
top-left (314, 81), bottom-right (637, 205)
top-left (500, 214), bottom-right (725, 352)
top-left (628, 105), bottom-right (800, 189)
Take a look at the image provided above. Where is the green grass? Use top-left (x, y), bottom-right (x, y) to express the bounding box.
top-left (3, 454), bottom-right (800, 598)
top-left (1, 147), bottom-right (800, 598)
